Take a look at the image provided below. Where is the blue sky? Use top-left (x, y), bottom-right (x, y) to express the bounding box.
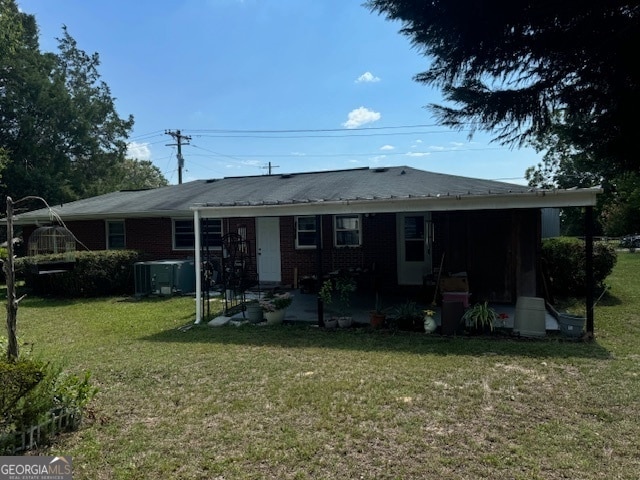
top-left (18, 0), bottom-right (540, 185)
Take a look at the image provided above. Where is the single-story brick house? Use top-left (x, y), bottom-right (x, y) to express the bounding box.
top-left (12, 166), bottom-right (600, 327)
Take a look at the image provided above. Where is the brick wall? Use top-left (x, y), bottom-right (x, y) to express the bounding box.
top-left (279, 213), bottom-right (398, 289)
top-left (21, 214), bottom-right (399, 287)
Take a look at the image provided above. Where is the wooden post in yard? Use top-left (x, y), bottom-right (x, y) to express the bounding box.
top-left (4, 196), bottom-right (19, 361)
top-left (585, 206), bottom-right (595, 339)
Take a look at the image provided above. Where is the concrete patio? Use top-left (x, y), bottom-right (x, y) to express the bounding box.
top-left (214, 287), bottom-right (561, 333)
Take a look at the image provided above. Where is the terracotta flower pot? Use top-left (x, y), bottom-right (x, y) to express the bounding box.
top-left (369, 312), bottom-right (385, 329)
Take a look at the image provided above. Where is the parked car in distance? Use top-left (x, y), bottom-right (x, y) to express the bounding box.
top-left (619, 234), bottom-right (640, 249)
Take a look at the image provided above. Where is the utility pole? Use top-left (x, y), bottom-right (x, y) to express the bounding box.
top-left (165, 129), bottom-right (191, 184)
top-left (261, 161), bottom-right (279, 176)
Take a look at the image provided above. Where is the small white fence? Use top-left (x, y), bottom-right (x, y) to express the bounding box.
top-left (1, 408), bottom-right (80, 454)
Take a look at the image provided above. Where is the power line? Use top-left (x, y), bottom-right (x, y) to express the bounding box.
top-left (189, 131), bottom-right (468, 139)
top-left (187, 146), bottom-right (506, 159)
top-left (191, 144), bottom-right (253, 166)
top-left (185, 123), bottom-right (442, 134)
top-left (129, 130), bottom-right (165, 141)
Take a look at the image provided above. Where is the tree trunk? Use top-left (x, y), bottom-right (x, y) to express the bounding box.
top-left (5, 197), bottom-right (19, 362)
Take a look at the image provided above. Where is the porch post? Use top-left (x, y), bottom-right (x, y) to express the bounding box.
top-left (194, 208), bottom-right (202, 324)
top-left (585, 206), bottom-right (594, 338)
top-left (316, 214), bottom-right (324, 327)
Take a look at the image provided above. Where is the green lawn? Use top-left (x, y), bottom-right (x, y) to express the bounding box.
top-left (14, 252), bottom-right (640, 479)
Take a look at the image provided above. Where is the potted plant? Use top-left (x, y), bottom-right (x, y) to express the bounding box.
top-left (369, 292), bottom-right (386, 329)
top-left (335, 276), bottom-right (356, 327)
top-left (319, 279), bottom-right (338, 328)
top-left (319, 276), bottom-right (356, 328)
top-left (259, 291), bottom-right (293, 325)
top-left (391, 300), bottom-right (424, 331)
top-left (461, 301), bottom-right (497, 334)
top-left (244, 300), bottom-right (263, 323)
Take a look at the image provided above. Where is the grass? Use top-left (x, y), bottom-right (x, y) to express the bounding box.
top-left (9, 251), bottom-right (640, 479)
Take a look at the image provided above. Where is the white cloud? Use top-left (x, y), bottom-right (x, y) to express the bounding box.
top-left (126, 141), bottom-right (151, 161)
top-left (355, 71), bottom-right (381, 83)
top-left (380, 145), bottom-right (395, 151)
top-left (342, 107), bottom-right (381, 129)
top-left (369, 155), bottom-right (387, 163)
top-left (406, 152), bottom-right (431, 157)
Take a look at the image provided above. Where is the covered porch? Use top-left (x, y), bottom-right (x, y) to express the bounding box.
top-left (217, 285), bottom-right (562, 334)
top-left (190, 167), bottom-right (600, 334)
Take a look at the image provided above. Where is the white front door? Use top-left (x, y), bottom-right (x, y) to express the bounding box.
top-left (257, 217), bottom-right (281, 283)
top-left (397, 213), bottom-right (433, 285)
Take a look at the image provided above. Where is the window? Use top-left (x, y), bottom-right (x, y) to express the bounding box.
top-left (173, 218), bottom-right (222, 250)
top-left (295, 216), bottom-right (320, 249)
top-left (106, 220), bottom-right (125, 250)
top-left (334, 214), bottom-right (361, 247)
top-left (404, 215), bottom-right (425, 262)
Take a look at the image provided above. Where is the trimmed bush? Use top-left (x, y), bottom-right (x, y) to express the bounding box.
top-left (15, 249), bottom-right (144, 297)
top-left (542, 237), bottom-right (617, 296)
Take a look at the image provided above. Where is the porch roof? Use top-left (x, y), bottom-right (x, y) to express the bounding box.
top-left (191, 166), bottom-right (599, 217)
top-left (12, 166), bottom-right (600, 224)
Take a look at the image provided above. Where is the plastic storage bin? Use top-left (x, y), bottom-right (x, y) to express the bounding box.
top-left (557, 313), bottom-right (585, 338)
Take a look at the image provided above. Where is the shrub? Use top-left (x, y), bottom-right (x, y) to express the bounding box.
top-left (0, 350), bottom-right (98, 453)
top-left (15, 249), bottom-right (144, 297)
top-left (542, 237), bottom-right (617, 296)
top-left (0, 357), bottom-right (46, 430)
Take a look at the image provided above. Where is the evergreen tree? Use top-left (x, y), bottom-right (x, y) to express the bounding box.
top-left (367, 0), bottom-right (638, 174)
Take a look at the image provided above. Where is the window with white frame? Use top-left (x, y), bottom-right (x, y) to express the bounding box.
top-left (173, 218), bottom-right (222, 250)
top-left (334, 214), bottom-right (361, 247)
top-left (295, 216), bottom-right (320, 249)
top-left (106, 220), bottom-right (125, 250)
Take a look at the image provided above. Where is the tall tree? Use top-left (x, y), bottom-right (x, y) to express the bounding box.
top-left (54, 27), bottom-right (134, 199)
top-left (112, 159), bottom-right (169, 191)
top-left (0, 1), bottom-right (138, 206)
top-left (367, 0), bottom-right (639, 175)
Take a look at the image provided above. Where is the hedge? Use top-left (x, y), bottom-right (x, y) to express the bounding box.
top-left (14, 250), bottom-right (144, 297)
top-left (541, 237), bottom-right (617, 296)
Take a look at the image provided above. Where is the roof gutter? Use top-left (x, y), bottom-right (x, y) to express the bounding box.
top-left (7, 209), bottom-right (199, 225)
top-left (191, 188), bottom-right (601, 218)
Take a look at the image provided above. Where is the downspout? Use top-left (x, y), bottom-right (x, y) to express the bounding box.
top-left (194, 208), bottom-right (202, 324)
top-left (585, 206), bottom-right (594, 338)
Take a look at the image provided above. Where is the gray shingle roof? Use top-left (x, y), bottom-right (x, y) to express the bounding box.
top-left (12, 166), bottom-right (549, 222)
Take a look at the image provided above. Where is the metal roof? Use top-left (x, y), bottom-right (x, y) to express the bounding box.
top-left (11, 166), bottom-right (599, 223)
